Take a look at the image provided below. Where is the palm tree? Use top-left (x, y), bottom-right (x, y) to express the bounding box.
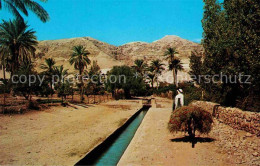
top-left (0, 19), bottom-right (38, 75)
top-left (54, 65), bottom-right (69, 85)
top-left (0, 0), bottom-right (49, 22)
top-left (147, 72), bottom-right (155, 89)
top-left (41, 58), bottom-right (56, 94)
top-left (164, 47), bottom-right (179, 86)
top-left (150, 59), bottom-right (164, 88)
top-left (69, 45), bottom-right (91, 102)
top-left (169, 58), bottom-right (184, 87)
top-left (132, 59), bottom-right (147, 77)
top-left (165, 47), bottom-right (178, 62)
top-left (54, 65), bottom-right (70, 102)
top-left (0, 47), bottom-right (9, 82)
top-left (0, 47), bottom-right (9, 113)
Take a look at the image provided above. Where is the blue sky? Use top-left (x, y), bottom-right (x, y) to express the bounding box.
top-left (0, 0), bottom-right (204, 46)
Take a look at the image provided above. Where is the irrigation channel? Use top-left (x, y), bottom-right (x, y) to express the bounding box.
top-left (76, 106), bottom-right (150, 166)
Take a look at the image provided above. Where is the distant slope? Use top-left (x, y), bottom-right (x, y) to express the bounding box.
top-left (35, 37), bottom-right (121, 72)
top-left (33, 35), bottom-right (203, 82)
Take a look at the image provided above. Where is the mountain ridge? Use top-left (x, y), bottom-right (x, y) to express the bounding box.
top-left (35, 35), bottom-right (204, 81)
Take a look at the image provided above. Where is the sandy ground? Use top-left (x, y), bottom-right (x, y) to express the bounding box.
top-left (0, 100), bottom-right (142, 165)
top-left (118, 97), bottom-right (258, 166)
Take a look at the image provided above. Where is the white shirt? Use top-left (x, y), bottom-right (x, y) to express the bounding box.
top-left (175, 93), bottom-right (184, 109)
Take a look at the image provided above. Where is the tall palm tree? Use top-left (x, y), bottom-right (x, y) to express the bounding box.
top-left (165, 47), bottom-right (178, 62)
top-left (0, 19), bottom-right (38, 75)
top-left (0, 0), bottom-right (49, 22)
top-left (169, 58), bottom-right (184, 87)
top-left (69, 45), bottom-right (91, 102)
top-left (41, 58), bottom-right (56, 94)
top-left (164, 47), bottom-right (179, 86)
top-left (132, 59), bottom-right (147, 77)
top-left (150, 59), bottom-right (164, 88)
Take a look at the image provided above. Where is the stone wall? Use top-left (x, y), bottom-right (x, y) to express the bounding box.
top-left (191, 101), bottom-right (260, 137)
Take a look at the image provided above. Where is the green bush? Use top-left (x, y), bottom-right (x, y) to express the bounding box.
top-left (182, 84), bottom-right (202, 105)
top-left (105, 65), bottom-right (147, 98)
top-left (153, 84), bottom-right (177, 95)
top-left (168, 106), bottom-right (213, 137)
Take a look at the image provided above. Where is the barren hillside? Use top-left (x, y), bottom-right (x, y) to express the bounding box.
top-left (34, 35), bottom-right (203, 82)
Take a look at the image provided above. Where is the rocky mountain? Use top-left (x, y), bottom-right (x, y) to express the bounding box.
top-left (34, 35), bottom-right (203, 82)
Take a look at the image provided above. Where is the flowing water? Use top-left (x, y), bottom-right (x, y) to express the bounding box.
top-left (76, 107), bottom-right (149, 166)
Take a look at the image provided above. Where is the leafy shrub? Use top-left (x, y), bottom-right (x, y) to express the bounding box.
top-left (168, 106), bottom-right (213, 137)
top-left (182, 85), bottom-right (202, 105)
top-left (105, 65), bottom-right (147, 98)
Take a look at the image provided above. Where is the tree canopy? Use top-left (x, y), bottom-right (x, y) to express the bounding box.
top-left (189, 0), bottom-right (260, 111)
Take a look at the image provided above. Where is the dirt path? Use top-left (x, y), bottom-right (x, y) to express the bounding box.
top-left (118, 97), bottom-right (259, 166)
top-left (0, 100), bottom-right (142, 165)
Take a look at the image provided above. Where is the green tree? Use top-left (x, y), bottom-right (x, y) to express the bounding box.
top-left (106, 65), bottom-right (146, 99)
top-left (147, 72), bottom-right (155, 89)
top-left (164, 47), bottom-right (179, 86)
top-left (150, 59), bottom-right (164, 89)
top-left (12, 60), bottom-right (43, 101)
top-left (69, 45), bottom-right (91, 102)
top-left (57, 81), bottom-right (73, 104)
top-left (168, 106), bottom-right (213, 143)
top-left (54, 65), bottom-right (69, 86)
top-left (0, 19), bottom-right (38, 75)
top-left (132, 59), bottom-right (147, 77)
top-left (41, 58), bottom-right (55, 95)
top-left (189, 52), bottom-right (202, 85)
top-left (87, 60), bottom-right (103, 99)
top-left (0, 0), bottom-right (49, 22)
top-left (0, 48), bottom-right (9, 82)
top-left (169, 58), bottom-right (184, 87)
top-left (201, 0), bottom-right (260, 111)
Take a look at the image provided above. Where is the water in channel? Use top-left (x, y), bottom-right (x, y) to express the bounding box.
top-left (77, 107), bottom-right (149, 166)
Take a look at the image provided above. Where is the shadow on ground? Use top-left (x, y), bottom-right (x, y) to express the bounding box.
top-left (170, 136), bottom-right (215, 148)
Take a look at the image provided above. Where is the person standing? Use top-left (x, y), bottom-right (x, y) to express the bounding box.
top-left (174, 89), bottom-right (184, 110)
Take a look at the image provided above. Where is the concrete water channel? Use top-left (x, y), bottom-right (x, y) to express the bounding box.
top-left (76, 100), bottom-right (151, 166)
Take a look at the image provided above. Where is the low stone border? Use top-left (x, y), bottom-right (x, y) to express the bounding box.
top-left (191, 101), bottom-right (260, 136)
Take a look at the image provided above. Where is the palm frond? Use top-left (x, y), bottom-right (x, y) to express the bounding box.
top-left (1, 0), bottom-right (49, 22)
top-left (23, 0), bottom-right (49, 22)
top-left (4, 1), bottom-right (24, 21)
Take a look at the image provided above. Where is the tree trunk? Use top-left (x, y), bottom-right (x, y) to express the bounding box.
top-left (173, 69), bottom-right (178, 87)
top-left (175, 70), bottom-right (178, 87)
top-left (2, 65), bottom-right (6, 114)
top-left (172, 69), bottom-right (175, 86)
top-left (79, 69), bottom-right (84, 103)
top-left (156, 78), bottom-right (159, 90)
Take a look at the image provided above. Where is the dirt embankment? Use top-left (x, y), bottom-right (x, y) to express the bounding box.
top-left (0, 100), bottom-right (142, 165)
